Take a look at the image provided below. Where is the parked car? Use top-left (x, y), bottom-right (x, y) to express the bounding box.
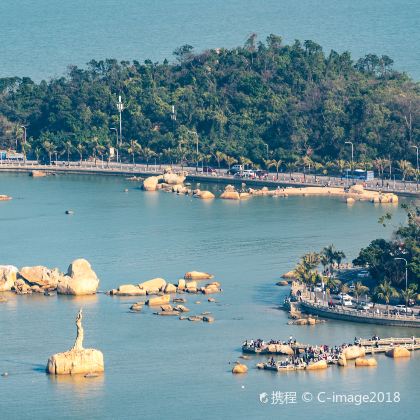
top-left (359, 301), bottom-right (373, 308)
top-left (356, 302), bottom-right (370, 310)
top-left (342, 298), bottom-right (353, 307)
top-left (242, 169), bottom-right (256, 178)
top-left (201, 166), bottom-right (217, 175)
top-left (393, 305), bottom-right (413, 314)
top-left (357, 270), bottom-right (369, 278)
top-left (255, 169), bottom-right (268, 179)
top-left (227, 164), bottom-right (243, 175)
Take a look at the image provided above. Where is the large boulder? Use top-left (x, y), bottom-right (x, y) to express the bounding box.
top-left (386, 346), bottom-right (410, 358)
top-left (306, 360), bottom-right (328, 370)
top-left (142, 176), bottom-right (160, 191)
top-left (57, 259), bottom-right (99, 295)
top-left (338, 354), bottom-right (347, 366)
top-left (355, 357), bottom-right (377, 367)
top-left (0, 265), bottom-right (18, 291)
top-left (232, 363), bottom-right (248, 374)
top-left (47, 349), bottom-right (104, 375)
top-left (197, 190), bottom-right (215, 199)
top-left (138, 278), bottom-right (166, 293)
top-left (18, 266), bottom-right (63, 288)
top-left (164, 283), bottom-right (177, 294)
top-left (220, 191), bottom-right (240, 200)
top-left (184, 271), bottom-right (214, 280)
top-left (201, 282), bottom-right (221, 294)
top-left (281, 271), bottom-right (297, 279)
top-left (343, 345), bottom-right (366, 360)
top-left (146, 295), bottom-right (170, 306)
top-left (163, 173), bottom-right (186, 185)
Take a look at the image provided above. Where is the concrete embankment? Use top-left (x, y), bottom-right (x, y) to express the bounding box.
top-left (300, 301), bottom-right (420, 328)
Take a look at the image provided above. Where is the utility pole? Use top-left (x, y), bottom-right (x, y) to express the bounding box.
top-left (110, 128), bottom-right (119, 163)
top-left (411, 145), bottom-right (418, 190)
top-left (116, 95), bottom-right (124, 146)
top-left (345, 141), bottom-right (354, 185)
top-left (20, 125), bottom-right (27, 162)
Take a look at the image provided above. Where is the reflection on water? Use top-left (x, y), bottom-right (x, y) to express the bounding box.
top-left (48, 373), bottom-right (105, 398)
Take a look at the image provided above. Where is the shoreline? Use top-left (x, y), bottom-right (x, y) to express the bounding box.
top-left (0, 163), bottom-right (419, 198)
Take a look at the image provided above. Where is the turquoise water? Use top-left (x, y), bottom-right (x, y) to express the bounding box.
top-left (0, 173), bottom-right (419, 419)
top-left (0, 0), bottom-right (419, 81)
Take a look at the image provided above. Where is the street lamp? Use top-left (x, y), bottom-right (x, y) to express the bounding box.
top-left (394, 257), bottom-right (408, 310)
top-left (110, 128), bottom-right (119, 163)
top-left (411, 145), bottom-right (418, 190)
top-left (116, 95), bottom-right (124, 145)
top-left (345, 141), bottom-right (354, 185)
top-left (20, 125), bottom-right (27, 162)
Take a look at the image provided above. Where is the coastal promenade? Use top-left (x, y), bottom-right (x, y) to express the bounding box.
top-left (300, 300), bottom-right (420, 328)
top-left (0, 161), bottom-right (419, 197)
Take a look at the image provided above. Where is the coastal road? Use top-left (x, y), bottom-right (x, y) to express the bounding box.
top-left (0, 161), bottom-right (419, 197)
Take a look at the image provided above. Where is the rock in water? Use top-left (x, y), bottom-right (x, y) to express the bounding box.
top-left (0, 265), bottom-right (18, 291)
top-left (306, 360), bottom-right (328, 370)
top-left (355, 357), bottom-right (377, 367)
top-left (18, 266), bottom-right (63, 289)
top-left (232, 363), bottom-right (248, 374)
top-left (47, 309), bottom-right (104, 375)
top-left (57, 259), bottom-right (99, 295)
top-left (184, 271), bottom-right (214, 280)
top-left (342, 345), bottom-right (365, 360)
top-left (386, 346), bottom-right (411, 358)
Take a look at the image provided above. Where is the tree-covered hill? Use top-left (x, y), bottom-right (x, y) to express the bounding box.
top-left (0, 35), bottom-right (419, 173)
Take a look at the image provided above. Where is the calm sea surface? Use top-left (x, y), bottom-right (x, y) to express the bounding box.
top-left (0, 0), bottom-right (419, 81)
top-left (0, 173), bottom-right (419, 419)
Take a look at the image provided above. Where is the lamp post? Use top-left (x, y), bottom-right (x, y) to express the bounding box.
top-left (411, 145), bottom-right (418, 190)
top-left (110, 128), bottom-right (119, 163)
top-left (394, 257), bottom-right (408, 310)
top-left (20, 125), bottom-right (27, 163)
top-left (116, 95), bottom-right (124, 146)
top-left (345, 141), bottom-right (354, 186)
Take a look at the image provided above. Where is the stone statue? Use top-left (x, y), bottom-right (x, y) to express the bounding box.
top-left (47, 308), bottom-right (104, 375)
top-left (71, 308), bottom-right (84, 351)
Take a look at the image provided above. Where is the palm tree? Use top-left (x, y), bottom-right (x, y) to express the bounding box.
top-left (294, 252), bottom-right (320, 300)
top-left (353, 281), bottom-right (369, 303)
top-left (268, 159), bottom-right (282, 180)
top-left (400, 284), bottom-right (418, 309)
top-left (63, 140), bottom-right (73, 165)
top-left (128, 140), bottom-right (142, 166)
top-left (42, 141), bottom-right (55, 165)
top-left (224, 155), bottom-right (237, 171)
top-left (397, 160), bottom-right (414, 181)
top-left (374, 279), bottom-right (399, 314)
top-left (34, 147), bottom-right (42, 163)
top-left (214, 151), bottom-right (226, 171)
top-left (142, 147), bottom-right (157, 169)
top-left (76, 143), bottom-right (85, 164)
top-left (285, 162), bottom-right (295, 178)
top-left (239, 156), bottom-right (252, 170)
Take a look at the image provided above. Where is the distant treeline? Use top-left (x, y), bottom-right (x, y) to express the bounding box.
top-left (0, 35), bottom-right (419, 176)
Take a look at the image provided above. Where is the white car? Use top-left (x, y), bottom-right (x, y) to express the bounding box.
top-left (342, 298), bottom-right (353, 307)
top-left (394, 305), bottom-right (413, 314)
top-left (339, 293), bottom-right (352, 300)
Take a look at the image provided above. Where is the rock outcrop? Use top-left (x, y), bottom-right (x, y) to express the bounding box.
top-left (232, 362), bottom-right (248, 374)
top-left (386, 346), bottom-right (411, 358)
top-left (47, 309), bottom-right (104, 375)
top-left (163, 172), bottom-right (186, 185)
top-left (184, 271), bottom-right (214, 280)
top-left (57, 259), bottom-right (99, 295)
top-left (138, 278), bottom-right (166, 293)
top-left (0, 265), bottom-right (18, 291)
top-left (142, 176), bottom-right (160, 191)
top-left (146, 295), bottom-right (170, 306)
top-left (306, 360), bottom-right (328, 370)
top-left (18, 266), bottom-right (63, 289)
top-left (196, 190), bottom-right (215, 199)
top-left (338, 354), bottom-right (347, 366)
top-left (343, 345), bottom-right (366, 360)
top-left (355, 357), bottom-right (377, 367)
top-left (113, 284), bottom-right (146, 296)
